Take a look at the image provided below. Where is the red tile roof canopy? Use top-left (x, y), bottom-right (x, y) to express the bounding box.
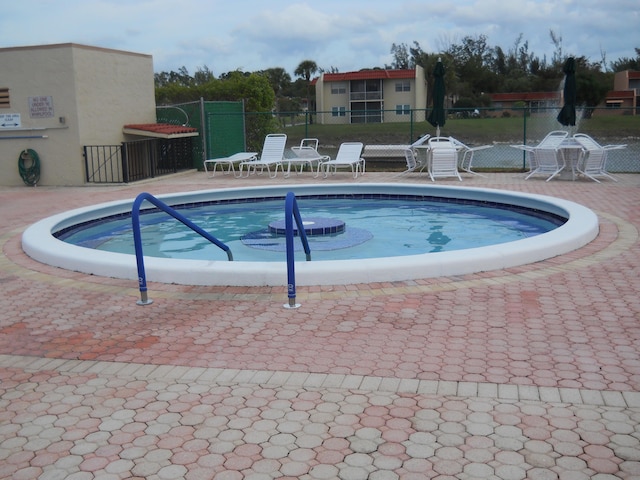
top-left (123, 123), bottom-right (199, 139)
top-left (315, 69), bottom-right (417, 83)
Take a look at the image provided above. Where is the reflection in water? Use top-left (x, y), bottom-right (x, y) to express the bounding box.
top-left (427, 224), bottom-right (451, 252)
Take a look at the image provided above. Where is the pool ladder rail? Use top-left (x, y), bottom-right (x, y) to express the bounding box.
top-left (130, 192), bottom-right (311, 308)
top-left (131, 192), bottom-right (233, 305)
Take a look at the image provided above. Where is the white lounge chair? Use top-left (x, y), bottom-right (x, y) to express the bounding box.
top-left (203, 152), bottom-right (258, 177)
top-left (321, 142), bottom-right (365, 178)
top-left (239, 133), bottom-right (287, 178)
top-left (362, 133), bottom-right (431, 159)
top-left (448, 137), bottom-right (493, 177)
top-left (427, 137), bottom-right (461, 181)
top-left (286, 138), bottom-right (329, 177)
top-left (573, 133), bottom-right (625, 183)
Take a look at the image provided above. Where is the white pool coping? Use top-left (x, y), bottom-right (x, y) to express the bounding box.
top-left (22, 183), bottom-right (599, 286)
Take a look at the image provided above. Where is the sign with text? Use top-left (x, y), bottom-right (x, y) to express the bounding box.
top-left (29, 96), bottom-right (54, 118)
top-left (0, 113), bottom-right (21, 128)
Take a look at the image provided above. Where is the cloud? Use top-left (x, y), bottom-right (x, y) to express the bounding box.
top-left (1, 0), bottom-right (638, 74)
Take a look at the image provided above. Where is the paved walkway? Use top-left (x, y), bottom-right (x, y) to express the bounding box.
top-left (1, 171), bottom-right (639, 479)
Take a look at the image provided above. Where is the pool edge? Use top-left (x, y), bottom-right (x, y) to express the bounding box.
top-left (21, 183), bottom-right (599, 286)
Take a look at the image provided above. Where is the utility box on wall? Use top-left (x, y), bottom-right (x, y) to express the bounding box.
top-left (0, 43), bottom-right (156, 186)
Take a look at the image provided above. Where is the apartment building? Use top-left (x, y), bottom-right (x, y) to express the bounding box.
top-left (313, 66), bottom-right (427, 124)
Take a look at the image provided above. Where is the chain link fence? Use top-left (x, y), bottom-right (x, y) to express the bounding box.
top-left (243, 106), bottom-right (639, 173)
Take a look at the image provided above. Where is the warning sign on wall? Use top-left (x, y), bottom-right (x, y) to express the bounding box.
top-left (0, 113), bottom-right (21, 128)
top-left (29, 96), bottom-right (54, 118)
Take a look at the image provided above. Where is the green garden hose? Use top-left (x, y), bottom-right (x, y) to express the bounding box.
top-left (18, 149), bottom-right (40, 186)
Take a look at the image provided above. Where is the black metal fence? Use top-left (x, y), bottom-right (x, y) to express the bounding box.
top-left (247, 106), bottom-right (639, 173)
top-left (84, 137), bottom-right (193, 184)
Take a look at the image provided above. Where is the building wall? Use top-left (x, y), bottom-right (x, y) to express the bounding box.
top-left (382, 65), bottom-right (426, 122)
top-left (613, 71), bottom-right (629, 91)
top-left (314, 76), bottom-right (344, 124)
top-left (0, 43), bottom-right (155, 186)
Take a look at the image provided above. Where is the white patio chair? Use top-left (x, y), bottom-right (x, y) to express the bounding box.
top-left (525, 147), bottom-right (565, 181)
top-left (573, 133), bottom-right (625, 183)
top-left (321, 142), bottom-right (365, 178)
top-left (511, 130), bottom-right (568, 174)
top-left (448, 137), bottom-right (493, 177)
top-left (203, 152), bottom-right (257, 177)
top-left (287, 138), bottom-right (329, 177)
top-left (238, 133), bottom-right (287, 178)
top-left (427, 137), bottom-right (461, 181)
top-left (395, 148), bottom-right (419, 176)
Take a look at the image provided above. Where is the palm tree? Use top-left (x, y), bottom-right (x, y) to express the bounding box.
top-left (294, 60), bottom-right (318, 112)
top-left (262, 67), bottom-right (292, 97)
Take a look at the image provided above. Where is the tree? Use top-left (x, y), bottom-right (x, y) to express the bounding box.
top-left (261, 67), bottom-right (291, 97)
top-left (294, 60), bottom-right (318, 82)
top-left (193, 66), bottom-right (215, 85)
top-left (549, 30), bottom-right (563, 67)
top-left (610, 47), bottom-right (640, 71)
top-left (294, 60), bottom-right (318, 111)
top-left (154, 66), bottom-right (192, 88)
top-left (573, 56), bottom-right (612, 116)
top-left (409, 41), bottom-right (430, 70)
top-left (389, 43), bottom-right (411, 69)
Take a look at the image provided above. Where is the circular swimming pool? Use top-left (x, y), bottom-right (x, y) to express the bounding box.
top-left (56, 196), bottom-right (564, 261)
top-left (22, 183), bottom-right (599, 286)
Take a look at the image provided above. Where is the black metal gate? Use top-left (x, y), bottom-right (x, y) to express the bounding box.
top-left (84, 137), bottom-right (193, 184)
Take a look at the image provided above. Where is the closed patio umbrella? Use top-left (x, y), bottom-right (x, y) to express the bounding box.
top-left (557, 57), bottom-right (576, 127)
top-left (427, 58), bottom-right (446, 136)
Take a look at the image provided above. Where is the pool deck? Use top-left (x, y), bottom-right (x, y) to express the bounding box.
top-left (1, 171), bottom-right (639, 479)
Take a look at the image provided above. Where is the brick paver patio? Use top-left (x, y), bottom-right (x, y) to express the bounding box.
top-left (1, 171), bottom-right (639, 479)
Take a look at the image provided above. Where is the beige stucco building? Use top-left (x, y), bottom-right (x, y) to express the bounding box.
top-left (0, 43), bottom-right (155, 186)
top-left (313, 67), bottom-right (427, 124)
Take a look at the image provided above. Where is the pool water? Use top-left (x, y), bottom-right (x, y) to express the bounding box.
top-left (58, 197), bottom-right (564, 262)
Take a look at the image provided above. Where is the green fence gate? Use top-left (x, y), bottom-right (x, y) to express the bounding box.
top-left (157, 99), bottom-right (246, 169)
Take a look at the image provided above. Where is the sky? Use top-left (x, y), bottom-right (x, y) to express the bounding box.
top-left (2, 0), bottom-right (638, 77)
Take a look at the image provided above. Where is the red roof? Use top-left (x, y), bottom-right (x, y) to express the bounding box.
top-left (123, 123), bottom-right (199, 139)
top-left (319, 69), bottom-right (417, 82)
top-left (605, 90), bottom-right (635, 99)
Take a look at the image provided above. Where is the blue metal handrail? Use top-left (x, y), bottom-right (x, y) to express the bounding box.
top-left (284, 192), bottom-right (311, 308)
top-left (132, 192), bottom-right (233, 305)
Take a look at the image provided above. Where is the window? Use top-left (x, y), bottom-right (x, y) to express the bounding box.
top-left (395, 104), bottom-right (411, 115)
top-left (332, 106), bottom-right (346, 117)
top-left (395, 81), bottom-right (410, 92)
top-left (0, 88), bottom-right (9, 108)
top-left (331, 83), bottom-right (346, 95)
top-left (350, 79), bottom-right (382, 100)
top-left (351, 102), bottom-right (382, 123)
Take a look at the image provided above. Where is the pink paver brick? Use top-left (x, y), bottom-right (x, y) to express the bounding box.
top-left (1, 173), bottom-right (639, 479)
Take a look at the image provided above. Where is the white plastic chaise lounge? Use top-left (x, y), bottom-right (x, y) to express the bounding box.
top-left (426, 137), bottom-right (462, 181)
top-left (363, 133), bottom-right (431, 160)
top-left (203, 152), bottom-right (257, 177)
top-left (573, 133), bottom-right (625, 183)
top-left (285, 138), bottom-right (329, 177)
top-left (238, 133), bottom-right (287, 178)
top-left (321, 142), bottom-right (365, 178)
top-left (448, 137), bottom-right (493, 177)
